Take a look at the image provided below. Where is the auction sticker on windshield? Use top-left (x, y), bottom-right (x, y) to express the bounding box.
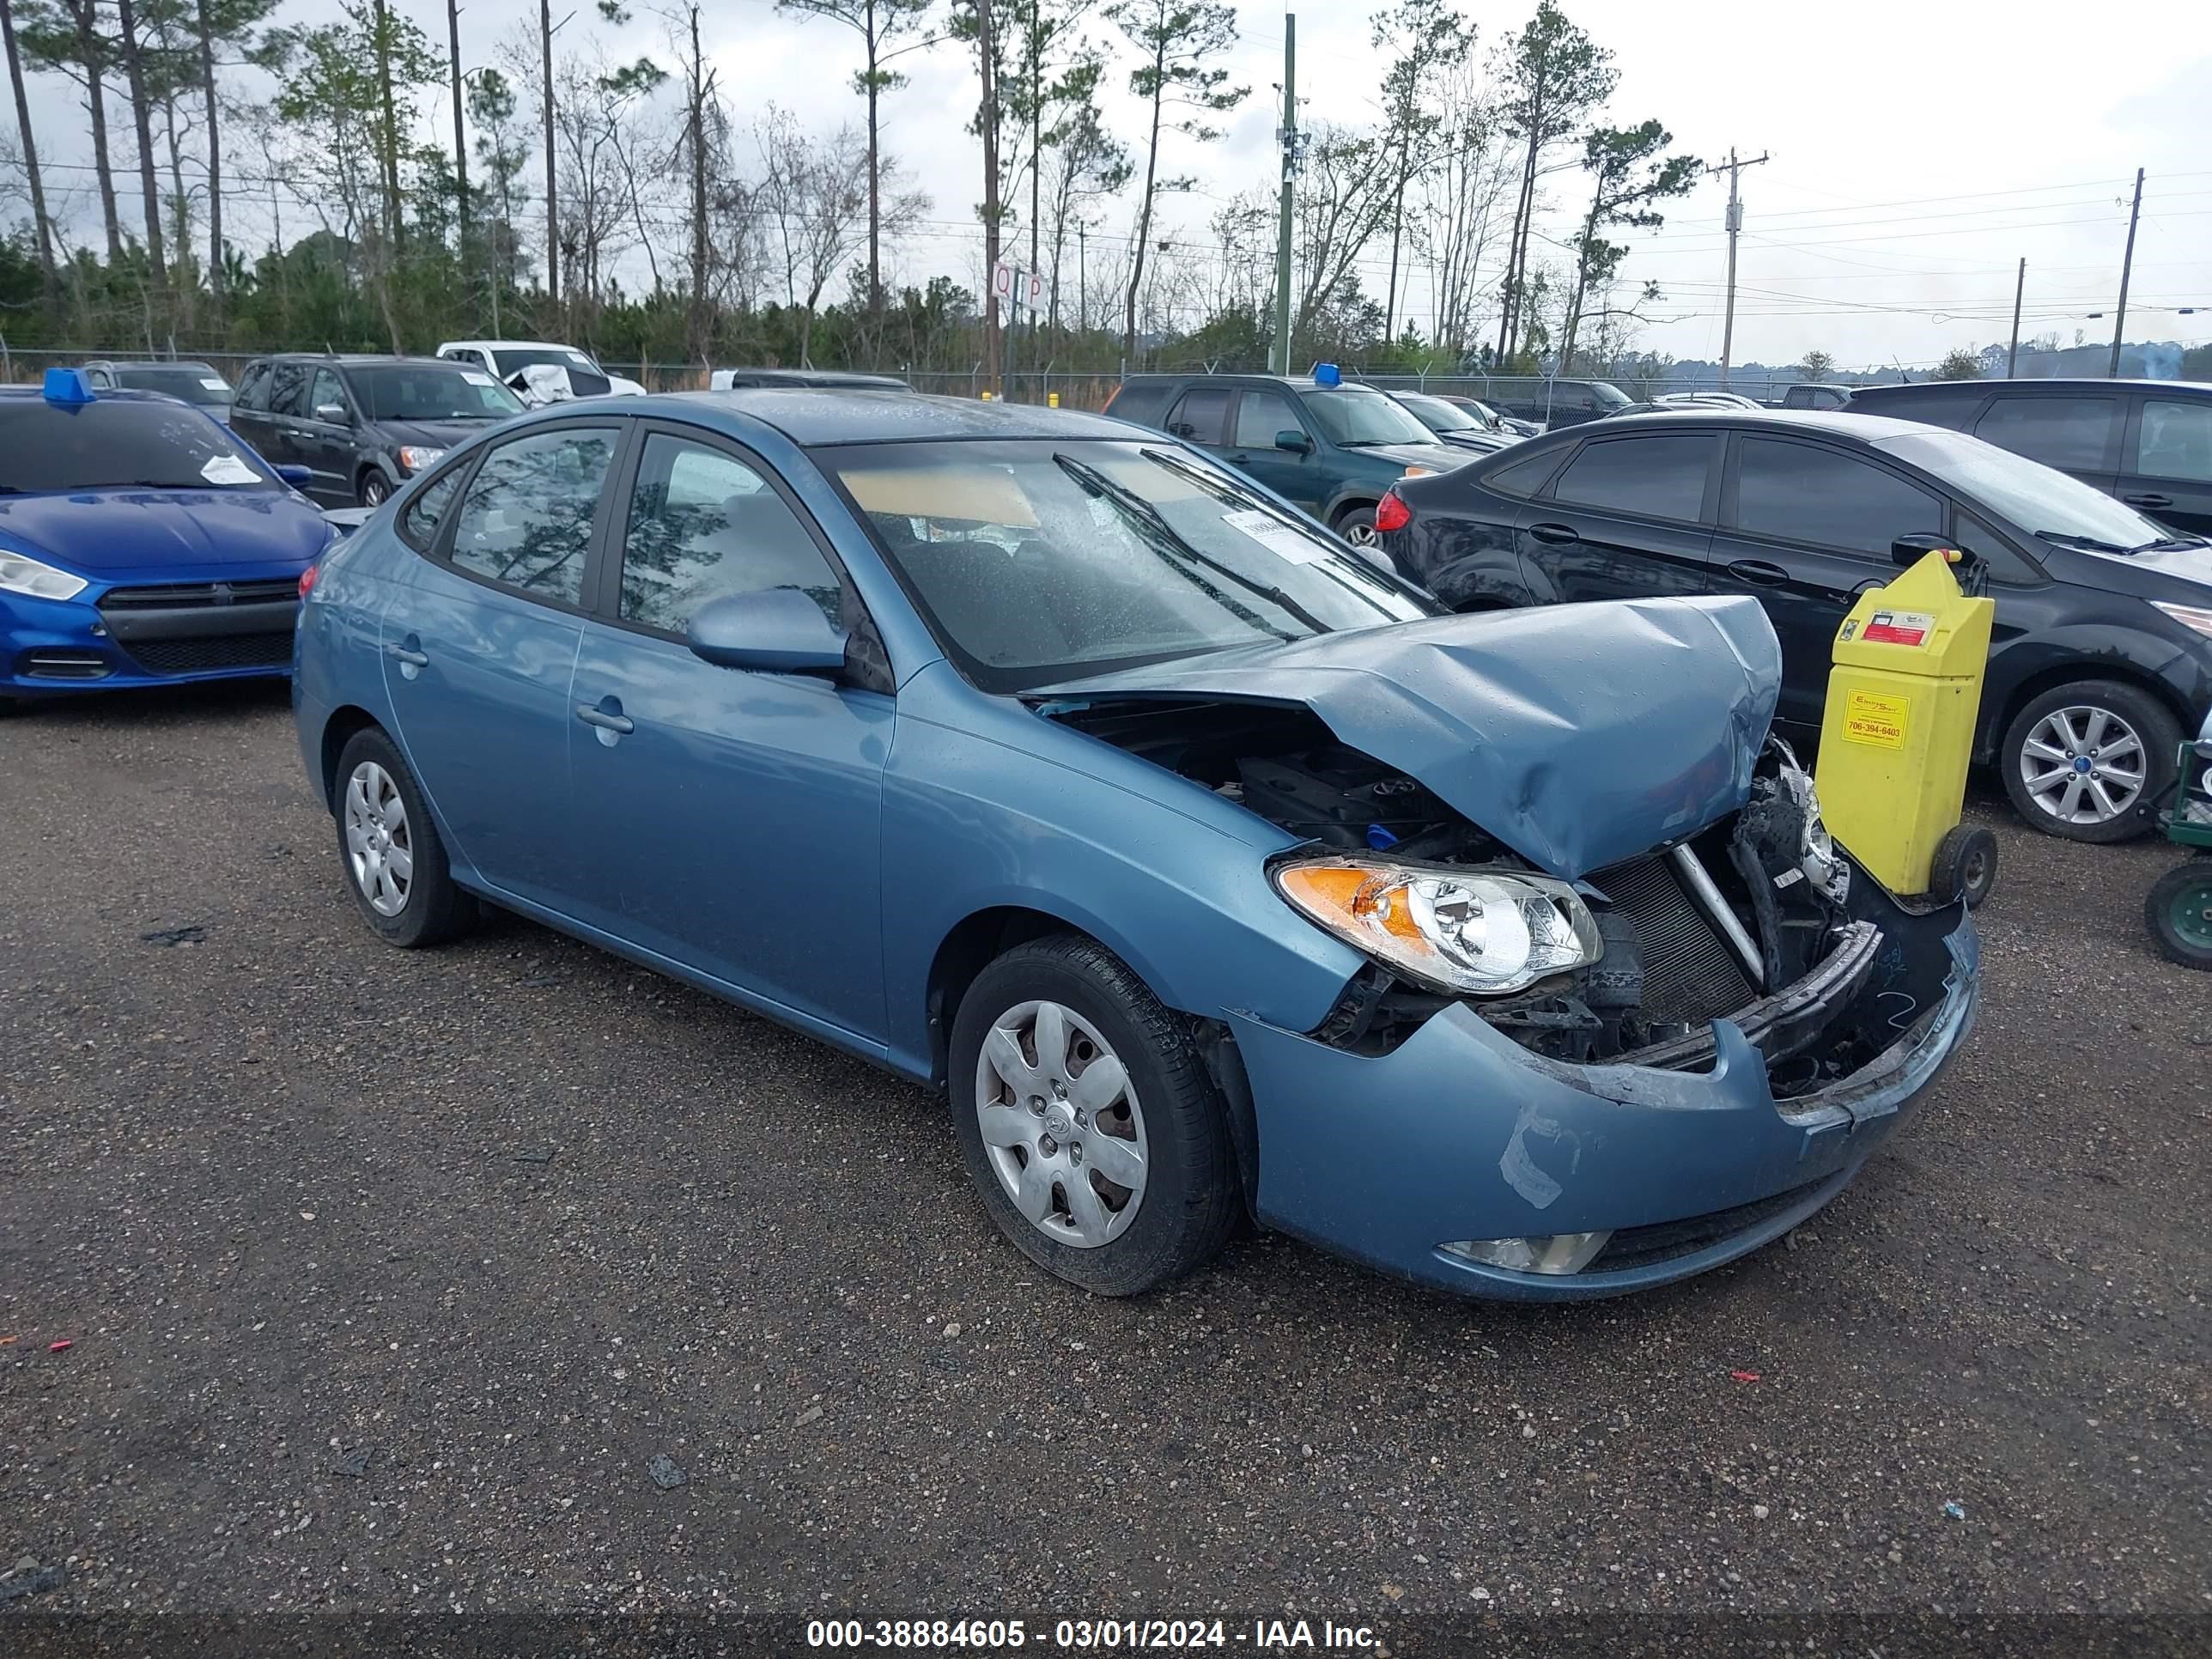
top-left (200, 453), bottom-right (258, 484)
top-left (1220, 507), bottom-right (1327, 564)
top-left (199, 377), bottom-right (228, 392)
top-left (1842, 688), bottom-right (1911, 749)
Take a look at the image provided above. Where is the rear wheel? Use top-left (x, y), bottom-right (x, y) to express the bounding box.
top-left (949, 935), bottom-right (1237, 1297)
top-left (2000, 680), bottom-right (2178, 843)
top-left (2146, 861), bottom-right (2212, 969)
top-left (332, 726), bottom-right (474, 947)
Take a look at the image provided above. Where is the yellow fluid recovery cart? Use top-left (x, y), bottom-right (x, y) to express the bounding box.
top-left (1815, 547), bottom-right (1999, 907)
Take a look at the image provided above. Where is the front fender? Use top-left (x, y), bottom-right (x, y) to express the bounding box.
top-left (1979, 623), bottom-right (2211, 754)
top-left (878, 664), bottom-right (1366, 1079)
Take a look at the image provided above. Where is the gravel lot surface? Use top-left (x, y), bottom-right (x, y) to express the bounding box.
top-left (2, 682), bottom-right (2207, 1655)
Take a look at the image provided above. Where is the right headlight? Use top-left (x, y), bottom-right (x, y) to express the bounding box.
top-left (0, 548), bottom-right (89, 602)
top-left (1273, 856), bottom-right (1602, 996)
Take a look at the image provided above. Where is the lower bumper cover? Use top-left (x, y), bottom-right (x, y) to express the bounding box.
top-left (1228, 907), bottom-right (1979, 1301)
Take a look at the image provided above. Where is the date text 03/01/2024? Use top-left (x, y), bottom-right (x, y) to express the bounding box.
top-left (804, 1618), bottom-right (1381, 1650)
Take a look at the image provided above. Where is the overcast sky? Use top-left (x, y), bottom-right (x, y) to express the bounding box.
top-left (14, 0), bottom-right (2209, 368)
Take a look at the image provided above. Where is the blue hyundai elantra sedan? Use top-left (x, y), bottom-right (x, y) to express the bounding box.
top-left (292, 389), bottom-right (1979, 1301)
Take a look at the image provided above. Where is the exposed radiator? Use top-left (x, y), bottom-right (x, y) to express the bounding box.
top-left (1596, 854), bottom-right (1756, 1028)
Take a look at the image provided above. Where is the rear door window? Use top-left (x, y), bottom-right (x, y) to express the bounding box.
top-left (444, 425), bottom-right (621, 608)
top-left (267, 362), bottom-right (309, 418)
top-left (2136, 399), bottom-right (2212, 483)
top-left (1166, 386), bottom-right (1231, 447)
top-left (1552, 434), bottom-right (1715, 522)
top-left (1972, 395), bottom-right (2121, 472)
top-left (1732, 437), bottom-right (1942, 556)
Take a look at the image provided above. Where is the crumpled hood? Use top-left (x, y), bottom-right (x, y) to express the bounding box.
top-left (0, 488), bottom-right (332, 575)
top-left (1030, 596), bottom-right (1784, 879)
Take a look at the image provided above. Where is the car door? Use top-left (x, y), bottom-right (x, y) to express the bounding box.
top-left (1222, 387), bottom-right (1322, 513)
top-left (1706, 433), bottom-right (1947, 729)
top-left (567, 426), bottom-right (891, 1039)
top-left (1514, 429), bottom-right (1720, 607)
top-left (245, 361), bottom-right (308, 474)
top-left (2122, 394), bottom-right (2212, 538)
top-left (1970, 391), bottom-right (2124, 502)
top-left (380, 420), bottom-right (627, 915)
top-left (297, 366), bottom-right (357, 504)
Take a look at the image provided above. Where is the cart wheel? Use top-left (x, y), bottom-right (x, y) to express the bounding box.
top-left (1930, 823), bottom-right (1999, 908)
top-left (2145, 861), bottom-right (2212, 970)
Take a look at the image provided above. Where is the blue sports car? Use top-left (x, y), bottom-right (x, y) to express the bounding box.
top-left (0, 369), bottom-right (333, 708)
top-left (292, 389), bottom-right (1979, 1301)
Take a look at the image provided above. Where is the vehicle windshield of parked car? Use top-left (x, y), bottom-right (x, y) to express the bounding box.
top-left (112, 367), bottom-right (233, 407)
top-left (348, 364), bottom-right (525, 422)
top-left (1301, 391), bottom-right (1438, 447)
top-left (1395, 393), bottom-right (1484, 434)
top-left (1589, 382), bottom-right (1633, 409)
top-left (1872, 428), bottom-right (2192, 550)
top-left (489, 347), bottom-right (602, 378)
top-left (0, 399), bottom-right (276, 494)
top-left (826, 438), bottom-right (1433, 690)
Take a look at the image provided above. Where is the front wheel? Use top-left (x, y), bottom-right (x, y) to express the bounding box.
top-left (2146, 861), bottom-right (2212, 969)
top-left (948, 935), bottom-right (1237, 1297)
top-left (358, 470), bottom-right (392, 508)
top-left (2000, 680), bottom-right (2178, 843)
top-left (1334, 505), bottom-right (1378, 549)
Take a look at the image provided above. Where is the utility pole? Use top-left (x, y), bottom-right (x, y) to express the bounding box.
top-left (1079, 223), bottom-right (1087, 337)
top-left (2108, 167), bottom-right (2144, 379)
top-left (540, 0), bottom-right (559, 317)
top-left (1704, 148), bottom-right (1768, 389)
top-left (2007, 258), bottom-right (2026, 378)
top-left (1268, 13), bottom-right (1297, 375)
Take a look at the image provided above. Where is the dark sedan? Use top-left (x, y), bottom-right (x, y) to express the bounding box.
top-left (1376, 410), bottom-right (2212, 843)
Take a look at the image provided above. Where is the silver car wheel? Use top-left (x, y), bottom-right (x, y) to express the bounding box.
top-left (1340, 520), bottom-right (1378, 548)
top-left (974, 999), bottom-right (1147, 1250)
top-left (343, 760), bottom-right (414, 917)
top-left (2018, 704), bottom-right (2148, 826)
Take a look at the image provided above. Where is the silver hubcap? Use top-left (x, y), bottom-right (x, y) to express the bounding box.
top-left (1342, 520), bottom-right (1378, 547)
top-left (975, 999), bottom-right (1147, 1249)
top-left (343, 760), bottom-right (414, 916)
top-left (2019, 705), bottom-right (2147, 825)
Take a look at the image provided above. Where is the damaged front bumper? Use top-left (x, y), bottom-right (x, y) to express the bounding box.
top-left (1226, 880), bottom-right (1979, 1301)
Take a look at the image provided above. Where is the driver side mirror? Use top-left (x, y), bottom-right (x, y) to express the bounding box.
top-left (314, 402), bottom-right (349, 424)
top-left (686, 587), bottom-right (849, 676)
top-left (1274, 428), bottom-right (1313, 454)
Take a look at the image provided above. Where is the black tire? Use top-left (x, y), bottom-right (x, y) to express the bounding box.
top-left (1333, 504), bottom-right (1379, 550)
top-left (2145, 861), bottom-right (2212, 970)
top-left (1929, 823), bottom-right (1999, 908)
top-left (948, 934), bottom-right (1237, 1297)
top-left (331, 726), bottom-right (474, 948)
top-left (358, 470), bottom-right (392, 508)
top-left (1999, 679), bottom-right (2179, 844)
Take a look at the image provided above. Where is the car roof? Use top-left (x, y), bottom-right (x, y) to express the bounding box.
top-left (257, 352), bottom-right (459, 365)
top-left (654, 387), bottom-right (1137, 445)
top-left (1116, 373), bottom-right (1384, 394)
top-left (0, 385), bottom-right (181, 404)
top-left (1540, 407), bottom-right (1936, 441)
top-left (440, 339), bottom-right (586, 352)
top-left (81, 359), bottom-right (220, 370)
top-left (717, 368), bottom-right (908, 386)
top-left (1854, 377), bottom-right (2212, 396)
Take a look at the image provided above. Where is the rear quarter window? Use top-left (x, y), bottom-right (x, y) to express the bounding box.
top-left (1480, 442), bottom-right (1573, 498)
top-left (1847, 387), bottom-right (1987, 430)
top-left (1103, 382), bottom-right (1175, 429)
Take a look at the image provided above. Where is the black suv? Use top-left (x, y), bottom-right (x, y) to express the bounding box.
top-left (1379, 409), bottom-right (2212, 843)
top-left (1103, 373), bottom-right (1467, 546)
top-left (1846, 378), bottom-right (2212, 538)
top-left (1486, 378), bottom-right (1636, 429)
top-left (229, 355), bottom-right (526, 507)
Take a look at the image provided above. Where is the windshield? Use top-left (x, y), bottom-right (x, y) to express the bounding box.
top-left (1589, 381), bottom-right (1632, 409)
top-left (0, 399), bottom-right (276, 493)
top-left (1302, 390), bottom-right (1437, 447)
top-left (349, 364), bottom-right (524, 422)
top-left (823, 438), bottom-right (1434, 691)
top-left (1395, 393), bottom-right (1482, 434)
top-left (113, 367), bottom-right (232, 407)
top-left (1873, 428), bottom-right (2184, 549)
top-left (490, 347), bottom-right (602, 376)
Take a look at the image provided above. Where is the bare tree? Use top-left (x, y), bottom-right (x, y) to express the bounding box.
top-left (754, 106), bottom-right (921, 366)
top-left (0, 0), bottom-right (57, 301)
top-left (1416, 58), bottom-right (1511, 359)
top-left (1291, 123), bottom-right (1399, 346)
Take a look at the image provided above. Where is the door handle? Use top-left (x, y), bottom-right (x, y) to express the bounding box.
top-left (574, 701), bottom-right (634, 737)
top-left (384, 638), bottom-right (428, 672)
top-left (1527, 522), bottom-right (1579, 545)
top-left (1725, 559), bottom-right (1790, 586)
top-left (2124, 492), bottom-right (2173, 509)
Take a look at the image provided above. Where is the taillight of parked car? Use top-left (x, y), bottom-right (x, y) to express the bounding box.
top-left (299, 563), bottom-right (319, 600)
top-left (1374, 489), bottom-right (1411, 534)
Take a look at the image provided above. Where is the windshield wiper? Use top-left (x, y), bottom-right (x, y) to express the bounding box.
top-left (1332, 438), bottom-right (1395, 448)
top-left (2033, 530), bottom-right (2135, 555)
top-left (1053, 453), bottom-right (1330, 636)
